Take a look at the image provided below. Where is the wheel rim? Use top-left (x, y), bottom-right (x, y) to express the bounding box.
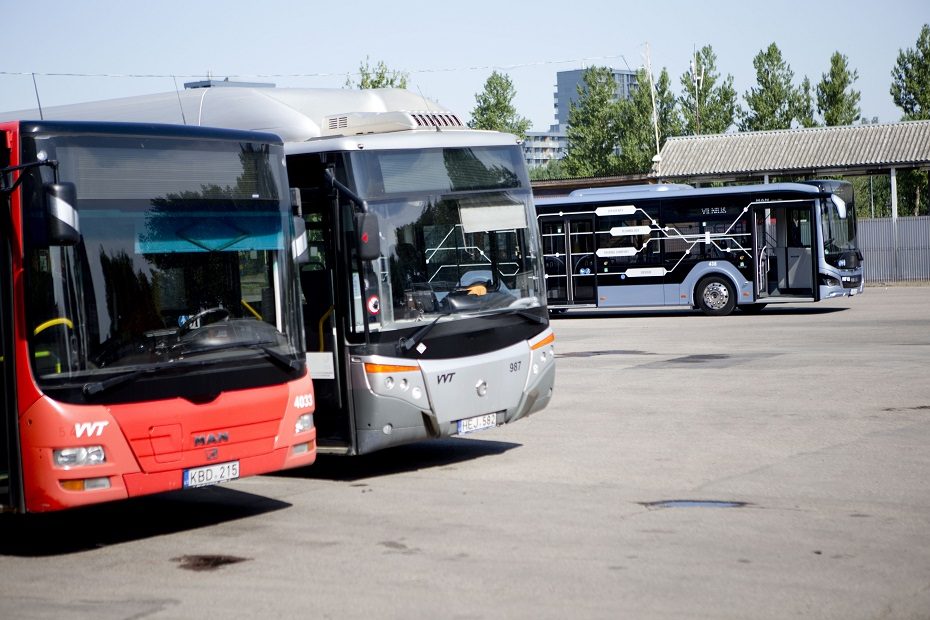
top-left (702, 282), bottom-right (730, 310)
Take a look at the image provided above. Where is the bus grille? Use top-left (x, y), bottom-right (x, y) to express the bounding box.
top-left (842, 275), bottom-right (862, 288)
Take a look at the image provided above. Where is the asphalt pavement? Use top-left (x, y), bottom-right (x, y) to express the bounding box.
top-left (2, 286), bottom-right (929, 619)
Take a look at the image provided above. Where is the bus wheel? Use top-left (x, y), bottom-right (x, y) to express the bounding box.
top-left (696, 276), bottom-right (735, 316)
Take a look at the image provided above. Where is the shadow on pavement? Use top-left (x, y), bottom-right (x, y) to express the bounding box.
top-left (550, 305), bottom-right (848, 319)
top-left (273, 437), bottom-right (522, 483)
top-left (0, 486), bottom-right (290, 557)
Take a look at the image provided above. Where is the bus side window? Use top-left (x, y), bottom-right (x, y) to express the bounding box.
top-left (788, 209), bottom-right (812, 248)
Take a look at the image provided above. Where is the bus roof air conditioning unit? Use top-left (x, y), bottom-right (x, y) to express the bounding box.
top-left (322, 110), bottom-right (465, 137)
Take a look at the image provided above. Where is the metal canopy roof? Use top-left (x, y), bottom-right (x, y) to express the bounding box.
top-left (656, 120), bottom-right (930, 182)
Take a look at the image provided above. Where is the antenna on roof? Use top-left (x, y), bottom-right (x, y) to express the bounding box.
top-left (31, 73), bottom-right (44, 120)
top-left (172, 76), bottom-right (188, 125)
top-left (691, 46), bottom-right (705, 135)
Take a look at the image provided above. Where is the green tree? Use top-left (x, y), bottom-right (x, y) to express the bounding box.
top-left (678, 45), bottom-right (738, 135)
top-left (528, 158), bottom-right (566, 181)
top-left (891, 24), bottom-right (930, 120)
top-left (897, 171), bottom-right (928, 215)
top-left (562, 66), bottom-right (622, 177)
top-left (655, 68), bottom-right (683, 143)
top-left (852, 175), bottom-right (892, 218)
top-left (616, 67), bottom-right (680, 174)
top-left (889, 25), bottom-right (930, 216)
top-left (796, 77), bottom-right (818, 128)
top-left (740, 43), bottom-right (802, 131)
top-left (816, 52), bottom-right (861, 126)
top-left (346, 56), bottom-right (409, 89)
top-left (468, 71), bottom-right (531, 139)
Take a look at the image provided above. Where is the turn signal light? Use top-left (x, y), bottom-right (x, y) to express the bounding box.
top-left (60, 477), bottom-right (111, 492)
top-left (364, 363), bottom-right (418, 373)
top-left (531, 333), bottom-right (555, 350)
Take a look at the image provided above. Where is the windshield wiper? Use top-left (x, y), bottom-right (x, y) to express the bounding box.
top-left (83, 367), bottom-right (159, 397)
top-left (479, 307), bottom-right (547, 325)
top-left (174, 341), bottom-right (303, 372)
top-left (396, 313), bottom-right (450, 355)
top-left (82, 343), bottom-right (301, 398)
top-left (251, 343), bottom-right (304, 372)
top-left (512, 309), bottom-right (546, 325)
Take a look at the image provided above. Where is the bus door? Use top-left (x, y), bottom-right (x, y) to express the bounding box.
top-left (298, 189), bottom-right (352, 450)
top-left (540, 216), bottom-right (596, 306)
top-left (1, 191), bottom-right (18, 511)
top-left (753, 202), bottom-right (816, 300)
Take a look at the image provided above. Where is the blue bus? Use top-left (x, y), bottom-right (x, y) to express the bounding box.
top-left (535, 180), bottom-right (863, 315)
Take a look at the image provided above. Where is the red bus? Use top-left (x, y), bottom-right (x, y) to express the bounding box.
top-left (1, 120), bottom-right (317, 512)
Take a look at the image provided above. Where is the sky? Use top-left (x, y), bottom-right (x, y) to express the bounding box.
top-left (0, 0), bottom-right (927, 131)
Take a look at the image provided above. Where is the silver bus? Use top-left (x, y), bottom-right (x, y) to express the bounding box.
top-left (535, 181), bottom-right (864, 315)
top-left (7, 85), bottom-right (556, 454)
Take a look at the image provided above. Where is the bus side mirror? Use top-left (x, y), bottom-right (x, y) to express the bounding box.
top-left (292, 216), bottom-right (310, 264)
top-left (355, 213), bottom-right (380, 261)
top-left (45, 182), bottom-right (81, 245)
top-left (831, 195), bottom-right (847, 219)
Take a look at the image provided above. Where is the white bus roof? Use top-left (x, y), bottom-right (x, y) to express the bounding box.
top-left (0, 86), bottom-right (521, 150)
top-left (536, 182), bottom-right (826, 206)
top-left (568, 183), bottom-right (693, 197)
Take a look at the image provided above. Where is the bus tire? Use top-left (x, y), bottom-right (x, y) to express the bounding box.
top-left (695, 276), bottom-right (736, 316)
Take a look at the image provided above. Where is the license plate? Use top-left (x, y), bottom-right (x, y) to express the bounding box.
top-left (183, 461), bottom-right (240, 488)
top-left (457, 413), bottom-right (497, 435)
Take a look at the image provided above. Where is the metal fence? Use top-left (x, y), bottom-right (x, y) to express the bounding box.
top-left (859, 216), bottom-right (930, 284)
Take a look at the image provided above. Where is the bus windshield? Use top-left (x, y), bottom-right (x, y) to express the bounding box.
top-left (820, 197), bottom-right (859, 254)
top-left (23, 133), bottom-right (305, 399)
top-left (348, 146), bottom-right (544, 331)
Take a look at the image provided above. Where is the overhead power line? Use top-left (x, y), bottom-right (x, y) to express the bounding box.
top-left (0, 55), bottom-right (632, 81)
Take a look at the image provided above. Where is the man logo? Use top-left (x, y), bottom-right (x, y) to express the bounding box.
top-left (293, 393), bottom-right (314, 409)
top-left (193, 432), bottom-right (229, 447)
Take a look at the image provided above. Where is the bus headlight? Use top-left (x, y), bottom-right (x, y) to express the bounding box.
top-left (295, 413), bottom-right (314, 434)
top-left (819, 274), bottom-right (841, 287)
top-left (53, 446), bottom-right (106, 467)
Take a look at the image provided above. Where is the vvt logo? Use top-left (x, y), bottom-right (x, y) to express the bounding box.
top-left (436, 372), bottom-right (456, 385)
top-left (75, 421), bottom-right (109, 438)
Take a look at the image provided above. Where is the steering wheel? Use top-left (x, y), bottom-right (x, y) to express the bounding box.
top-left (178, 307), bottom-right (230, 337)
